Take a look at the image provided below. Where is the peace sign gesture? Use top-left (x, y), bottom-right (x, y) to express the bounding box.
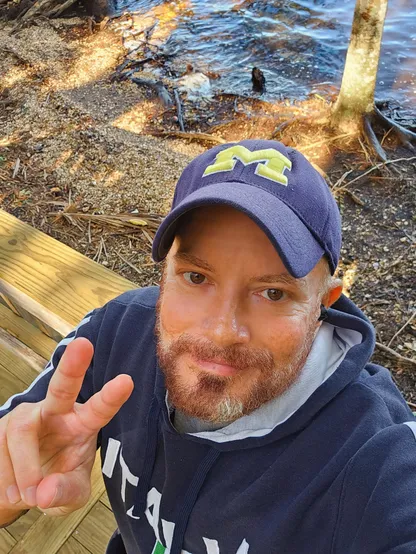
top-left (0, 337), bottom-right (134, 522)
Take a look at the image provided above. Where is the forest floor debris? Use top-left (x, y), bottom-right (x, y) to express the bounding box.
top-left (0, 16), bottom-right (415, 402)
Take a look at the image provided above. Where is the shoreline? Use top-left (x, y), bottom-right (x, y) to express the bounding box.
top-left (0, 15), bottom-right (415, 398)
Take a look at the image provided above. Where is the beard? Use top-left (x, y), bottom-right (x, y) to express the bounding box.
top-left (156, 296), bottom-right (318, 425)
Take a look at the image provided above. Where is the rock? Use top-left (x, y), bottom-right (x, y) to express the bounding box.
top-left (176, 64), bottom-right (212, 101)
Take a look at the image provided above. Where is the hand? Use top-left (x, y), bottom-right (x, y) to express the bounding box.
top-left (0, 337), bottom-right (134, 518)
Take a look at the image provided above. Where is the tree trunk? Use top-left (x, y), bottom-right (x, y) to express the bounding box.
top-left (331, 0), bottom-right (388, 133)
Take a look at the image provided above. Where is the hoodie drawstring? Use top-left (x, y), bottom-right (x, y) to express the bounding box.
top-left (170, 448), bottom-right (220, 554)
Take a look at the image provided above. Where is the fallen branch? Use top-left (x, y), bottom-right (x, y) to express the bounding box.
top-left (48, 212), bottom-right (162, 231)
top-left (19, 0), bottom-right (55, 20)
top-left (375, 342), bottom-right (416, 368)
top-left (148, 130), bottom-right (226, 144)
top-left (46, 0), bottom-right (77, 17)
top-left (174, 89), bottom-right (185, 132)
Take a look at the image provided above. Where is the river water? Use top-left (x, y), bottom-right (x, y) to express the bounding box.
top-left (116, 0), bottom-right (416, 109)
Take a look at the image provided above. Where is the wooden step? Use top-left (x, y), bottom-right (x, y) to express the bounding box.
top-left (0, 304), bottom-right (56, 360)
top-left (0, 209), bottom-right (135, 330)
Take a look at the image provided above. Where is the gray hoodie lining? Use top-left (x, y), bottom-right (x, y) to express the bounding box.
top-left (172, 322), bottom-right (362, 442)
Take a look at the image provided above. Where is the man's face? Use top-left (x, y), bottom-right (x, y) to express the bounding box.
top-left (156, 205), bottom-right (329, 424)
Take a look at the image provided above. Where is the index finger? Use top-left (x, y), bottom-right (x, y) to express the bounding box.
top-left (42, 337), bottom-right (94, 416)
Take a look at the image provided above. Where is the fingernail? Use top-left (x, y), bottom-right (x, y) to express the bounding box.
top-left (22, 486), bottom-right (37, 506)
top-left (48, 485), bottom-right (63, 508)
top-left (6, 485), bottom-right (21, 504)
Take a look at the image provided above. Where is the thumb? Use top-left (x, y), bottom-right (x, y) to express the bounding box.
top-left (36, 468), bottom-right (92, 514)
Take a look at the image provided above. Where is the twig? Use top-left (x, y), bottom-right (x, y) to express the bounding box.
top-left (334, 156), bottom-right (416, 192)
top-left (12, 158), bottom-right (20, 179)
top-left (101, 236), bottom-right (108, 260)
top-left (407, 401), bottom-right (416, 410)
top-left (300, 133), bottom-right (353, 151)
top-left (148, 130), bottom-right (225, 144)
top-left (174, 89), bottom-right (185, 132)
top-left (93, 239), bottom-right (103, 263)
top-left (375, 342), bottom-right (416, 367)
top-left (387, 310), bottom-right (416, 348)
top-left (142, 229), bottom-right (154, 247)
top-left (332, 169), bottom-right (353, 190)
top-left (115, 251), bottom-right (142, 276)
top-left (344, 190), bottom-right (365, 206)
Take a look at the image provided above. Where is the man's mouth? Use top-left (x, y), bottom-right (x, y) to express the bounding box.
top-left (192, 356), bottom-right (240, 377)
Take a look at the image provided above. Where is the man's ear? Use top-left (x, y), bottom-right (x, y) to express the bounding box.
top-left (322, 279), bottom-right (343, 308)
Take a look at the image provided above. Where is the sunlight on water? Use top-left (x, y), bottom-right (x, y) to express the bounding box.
top-left (115, 0), bottom-right (416, 107)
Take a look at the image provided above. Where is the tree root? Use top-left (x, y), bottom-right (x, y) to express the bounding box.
top-left (363, 107), bottom-right (416, 161)
top-left (363, 114), bottom-right (387, 162)
top-left (374, 105), bottom-right (416, 150)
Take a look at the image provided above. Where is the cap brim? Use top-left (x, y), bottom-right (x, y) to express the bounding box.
top-left (152, 182), bottom-right (325, 278)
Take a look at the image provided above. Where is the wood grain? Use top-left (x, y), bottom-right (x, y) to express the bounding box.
top-left (0, 328), bottom-right (46, 385)
top-left (99, 492), bottom-right (112, 511)
top-left (5, 510), bottom-right (42, 543)
top-left (74, 502), bottom-right (117, 554)
top-left (0, 529), bottom-right (16, 554)
top-left (57, 537), bottom-right (92, 554)
top-left (0, 209), bottom-right (135, 328)
top-left (0, 365), bottom-right (29, 407)
top-left (0, 304), bottom-right (57, 360)
top-left (8, 454), bottom-right (106, 554)
top-left (0, 279), bottom-right (73, 342)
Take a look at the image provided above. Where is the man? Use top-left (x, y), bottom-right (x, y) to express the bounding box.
top-left (1, 139), bottom-right (416, 554)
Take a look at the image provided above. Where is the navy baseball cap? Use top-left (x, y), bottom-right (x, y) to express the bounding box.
top-left (152, 139), bottom-right (341, 278)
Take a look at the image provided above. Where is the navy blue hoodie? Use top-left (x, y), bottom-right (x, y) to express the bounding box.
top-left (2, 287), bottom-right (416, 554)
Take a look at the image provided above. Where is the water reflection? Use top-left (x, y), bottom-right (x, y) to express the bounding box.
top-left (115, 0), bottom-right (415, 107)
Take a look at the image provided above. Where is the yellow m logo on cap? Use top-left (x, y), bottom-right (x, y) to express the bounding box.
top-left (202, 145), bottom-right (292, 185)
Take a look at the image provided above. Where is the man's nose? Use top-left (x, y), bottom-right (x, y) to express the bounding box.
top-left (202, 295), bottom-right (250, 347)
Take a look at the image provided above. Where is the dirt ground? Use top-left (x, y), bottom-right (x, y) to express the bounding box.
top-left (0, 16), bottom-right (415, 403)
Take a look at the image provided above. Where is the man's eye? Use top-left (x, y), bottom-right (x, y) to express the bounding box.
top-left (183, 272), bottom-right (206, 285)
top-left (260, 289), bottom-right (285, 302)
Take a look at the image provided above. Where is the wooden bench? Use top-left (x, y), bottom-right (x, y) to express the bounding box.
top-left (0, 209), bottom-right (137, 554)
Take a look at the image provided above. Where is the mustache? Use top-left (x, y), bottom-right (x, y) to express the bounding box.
top-left (159, 333), bottom-right (274, 372)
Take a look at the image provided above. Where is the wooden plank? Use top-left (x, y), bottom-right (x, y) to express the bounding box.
top-left (0, 279), bottom-right (73, 342)
top-left (0, 328), bottom-right (46, 386)
top-left (5, 510), bottom-right (42, 542)
top-left (74, 502), bottom-right (117, 554)
top-left (0, 366), bottom-right (29, 407)
top-left (0, 209), bottom-right (135, 328)
top-left (0, 304), bottom-right (57, 360)
top-left (57, 537), bottom-right (91, 554)
top-left (0, 529), bottom-right (16, 554)
top-left (99, 492), bottom-right (112, 511)
top-left (9, 453), bottom-right (106, 554)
